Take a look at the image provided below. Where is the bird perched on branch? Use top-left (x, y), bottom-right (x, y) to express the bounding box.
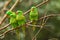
top-left (29, 6), bottom-right (38, 31)
top-left (6, 10), bottom-right (18, 28)
top-left (6, 10), bottom-right (20, 40)
top-left (16, 10), bottom-right (26, 26)
top-left (29, 6), bottom-right (38, 21)
top-left (6, 10), bottom-right (12, 16)
top-left (16, 10), bottom-right (26, 36)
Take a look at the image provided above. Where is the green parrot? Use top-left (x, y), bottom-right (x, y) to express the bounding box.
top-left (29, 6), bottom-right (38, 21)
top-left (16, 10), bottom-right (26, 26)
top-left (6, 11), bottom-right (20, 40)
top-left (16, 10), bottom-right (26, 38)
top-left (10, 13), bottom-right (21, 40)
top-left (29, 6), bottom-right (38, 31)
top-left (9, 12), bottom-right (18, 28)
top-left (6, 10), bottom-right (18, 27)
top-left (6, 10), bottom-right (18, 28)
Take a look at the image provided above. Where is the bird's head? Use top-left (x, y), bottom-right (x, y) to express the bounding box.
top-left (10, 12), bottom-right (16, 17)
top-left (6, 10), bottom-right (12, 16)
top-left (31, 6), bottom-right (36, 11)
top-left (16, 10), bottom-right (23, 15)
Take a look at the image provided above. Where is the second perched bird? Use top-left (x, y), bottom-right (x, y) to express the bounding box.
top-left (29, 6), bottom-right (38, 21)
top-left (16, 10), bottom-right (26, 26)
top-left (16, 10), bottom-right (26, 38)
top-left (29, 6), bottom-right (38, 31)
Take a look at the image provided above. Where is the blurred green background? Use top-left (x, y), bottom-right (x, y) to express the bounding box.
top-left (0, 0), bottom-right (60, 40)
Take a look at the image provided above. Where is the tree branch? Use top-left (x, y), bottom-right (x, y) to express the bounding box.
top-left (0, 23), bottom-right (10, 31)
top-left (0, 0), bottom-right (12, 13)
top-left (0, 13), bottom-right (59, 37)
top-left (0, 14), bottom-right (59, 31)
top-left (24, 0), bottom-right (49, 15)
top-left (0, 0), bottom-right (20, 25)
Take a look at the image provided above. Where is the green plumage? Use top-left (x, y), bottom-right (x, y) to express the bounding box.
top-left (6, 10), bottom-right (18, 28)
top-left (10, 12), bottom-right (20, 40)
top-left (6, 10), bottom-right (12, 16)
top-left (6, 10), bottom-right (17, 28)
top-left (10, 12), bottom-right (18, 28)
top-left (16, 10), bottom-right (26, 37)
top-left (29, 6), bottom-right (38, 31)
top-left (29, 6), bottom-right (38, 21)
top-left (6, 11), bottom-right (20, 40)
top-left (16, 10), bottom-right (26, 26)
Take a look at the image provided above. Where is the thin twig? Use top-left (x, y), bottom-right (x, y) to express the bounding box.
top-left (0, 23), bottom-right (10, 31)
top-left (0, 0), bottom-right (12, 13)
top-left (32, 17), bottom-right (49, 40)
top-left (0, 0), bottom-right (19, 25)
top-left (24, 0), bottom-right (49, 15)
top-left (9, 0), bottom-right (19, 11)
top-left (0, 13), bottom-right (59, 37)
top-left (32, 26), bottom-right (42, 40)
top-left (0, 0), bottom-right (12, 25)
top-left (27, 24), bottom-right (40, 27)
top-left (0, 26), bottom-right (21, 37)
top-left (3, 0), bottom-right (11, 9)
top-left (0, 21), bottom-right (31, 37)
top-left (39, 14), bottom-right (59, 20)
top-left (36, 0), bottom-right (49, 7)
